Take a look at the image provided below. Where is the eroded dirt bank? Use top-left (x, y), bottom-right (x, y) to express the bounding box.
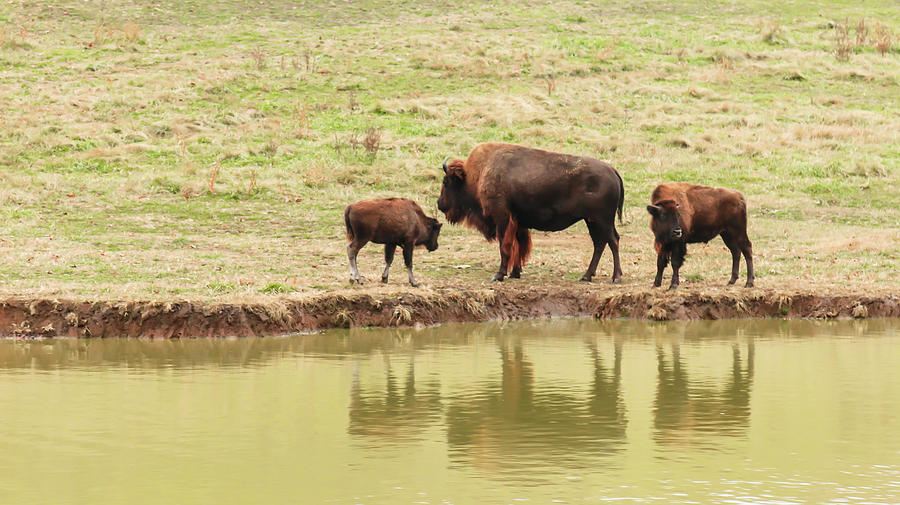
top-left (1, 287), bottom-right (898, 338)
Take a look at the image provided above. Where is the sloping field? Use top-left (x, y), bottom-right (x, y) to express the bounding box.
top-left (0, 1), bottom-right (897, 334)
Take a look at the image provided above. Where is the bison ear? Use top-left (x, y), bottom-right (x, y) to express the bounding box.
top-left (646, 205), bottom-right (661, 217)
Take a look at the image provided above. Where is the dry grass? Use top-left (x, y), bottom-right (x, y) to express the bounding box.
top-left (0, 0), bottom-right (896, 303)
top-left (759, 19), bottom-right (785, 45)
top-left (873, 22), bottom-right (894, 56)
top-left (834, 19), bottom-right (854, 62)
top-left (122, 22), bottom-right (141, 43)
top-left (855, 19), bottom-right (870, 47)
top-left (391, 305), bottom-right (413, 325)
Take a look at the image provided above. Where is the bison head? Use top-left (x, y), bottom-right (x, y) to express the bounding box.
top-left (647, 200), bottom-right (683, 244)
top-left (424, 217), bottom-right (442, 252)
top-left (437, 157), bottom-right (496, 241)
top-left (437, 158), bottom-right (473, 224)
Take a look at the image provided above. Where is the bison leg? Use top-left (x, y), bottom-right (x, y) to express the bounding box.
top-left (721, 231), bottom-right (742, 286)
top-left (382, 244), bottom-right (397, 284)
top-left (402, 243), bottom-right (419, 287)
top-left (608, 225), bottom-right (623, 283)
top-left (347, 240), bottom-right (366, 284)
top-left (492, 221), bottom-right (512, 282)
top-left (668, 242), bottom-right (686, 290)
top-left (509, 227), bottom-right (531, 279)
top-left (739, 234), bottom-right (754, 288)
top-left (580, 221), bottom-right (608, 282)
top-left (653, 251), bottom-right (668, 288)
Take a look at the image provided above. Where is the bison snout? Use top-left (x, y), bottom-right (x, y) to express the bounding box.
top-left (672, 228), bottom-right (683, 239)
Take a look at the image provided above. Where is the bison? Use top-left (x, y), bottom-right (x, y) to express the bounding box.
top-left (437, 143), bottom-right (624, 282)
top-left (647, 183), bottom-right (754, 290)
top-left (344, 198), bottom-right (442, 287)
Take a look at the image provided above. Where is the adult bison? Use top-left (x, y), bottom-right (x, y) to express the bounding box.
top-left (647, 183), bottom-right (754, 290)
top-left (437, 143), bottom-right (624, 283)
top-left (344, 198), bottom-right (442, 287)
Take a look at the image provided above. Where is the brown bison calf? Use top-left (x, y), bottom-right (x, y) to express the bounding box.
top-left (647, 183), bottom-right (754, 290)
top-left (344, 198), bottom-right (442, 287)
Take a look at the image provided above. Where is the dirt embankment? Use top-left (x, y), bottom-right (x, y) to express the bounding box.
top-left (1, 287), bottom-right (898, 338)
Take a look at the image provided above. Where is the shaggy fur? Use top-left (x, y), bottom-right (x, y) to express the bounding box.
top-left (438, 142), bottom-right (624, 283)
top-left (647, 183), bottom-right (754, 290)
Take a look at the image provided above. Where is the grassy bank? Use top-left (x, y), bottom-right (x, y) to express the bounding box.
top-left (0, 0), bottom-right (897, 302)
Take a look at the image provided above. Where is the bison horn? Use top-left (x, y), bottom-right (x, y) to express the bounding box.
top-left (442, 157), bottom-right (450, 173)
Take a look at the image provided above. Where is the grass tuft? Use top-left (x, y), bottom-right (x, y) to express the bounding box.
top-left (759, 19), bottom-right (786, 45)
top-left (391, 305), bottom-right (412, 325)
top-left (260, 283), bottom-right (296, 295)
top-left (834, 19), bottom-right (853, 61)
top-left (873, 22), bottom-right (893, 56)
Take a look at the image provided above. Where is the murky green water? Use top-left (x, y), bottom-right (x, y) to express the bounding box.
top-left (1, 318), bottom-right (898, 505)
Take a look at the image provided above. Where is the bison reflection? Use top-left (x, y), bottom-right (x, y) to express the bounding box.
top-left (348, 356), bottom-right (442, 442)
top-left (654, 341), bottom-right (754, 446)
top-left (445, 337), bottom-right (627, 474)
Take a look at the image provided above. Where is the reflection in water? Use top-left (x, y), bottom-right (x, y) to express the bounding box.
top-left (0, 337), bottom-right (291, 371)
top-left (0, 318), bottom-right (897, 505)
top-left (348, 355), bottom-right (442, 442)
top-left (0, 327), bottom-right (461, 371)
top-left (1, 318), bottom-right (892, 371)
top-left (445, 332), bottom-right (627, 478)
top-left (654, 342), bottom-right (754, 448)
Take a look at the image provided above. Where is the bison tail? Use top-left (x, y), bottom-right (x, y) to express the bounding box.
top-left (614, 168), bottom-right (625, 223)
top-left (503, 217), bottom-right (532, 273)
top-left (344, 205), bottom-right (354, 241)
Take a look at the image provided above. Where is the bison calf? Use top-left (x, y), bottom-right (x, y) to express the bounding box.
top-left (344, 198), bottom-right (442, 287)
top-left (647, 183), bottom-right (754, 290)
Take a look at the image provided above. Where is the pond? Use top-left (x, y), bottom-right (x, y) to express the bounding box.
top-left (1, 318), bottom-right (898, 505)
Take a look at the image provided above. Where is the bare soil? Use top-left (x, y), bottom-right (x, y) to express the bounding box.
top-left (1, 286), bottom-right (897, 338)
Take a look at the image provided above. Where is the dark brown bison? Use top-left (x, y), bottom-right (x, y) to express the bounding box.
top-left (437, 143), bottom-right (624, 282)
top-left (647, 183), bottom-right (754, 290)
top-left (344, 198), bottom-right (441, 287)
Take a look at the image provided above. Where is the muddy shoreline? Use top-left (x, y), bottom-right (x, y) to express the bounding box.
top-left (1, 287), bottom-right (898, 338)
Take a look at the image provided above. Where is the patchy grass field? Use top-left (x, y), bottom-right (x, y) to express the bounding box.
top-left (0, 0), bottom-right (897, 302)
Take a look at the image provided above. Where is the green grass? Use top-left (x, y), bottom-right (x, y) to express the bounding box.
top-left (0, 0), bottom-right (897, 300)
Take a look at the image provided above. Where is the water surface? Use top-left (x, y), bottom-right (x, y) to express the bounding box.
top-left (1, 318), bottom-right (898, 504)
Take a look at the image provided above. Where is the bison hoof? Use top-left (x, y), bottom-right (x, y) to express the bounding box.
top-left (744, 281), bottom-right (754, 288)
top-left (509, 271), bottom-right (521, 279)
top-left (667, 285), bottom-right (679, 291)
top-left (579, 276), bottom-right (592, 282)
top-left (610, 277), bottom-right (622, 285)
top-left (350, 278), bottom-right (363, 285)
top-left (409, 282), bottom-right (420, 288)
top-left (381, 277), bottom-right (389, 284)
top-left (491, 273), bottom-right (505, 282)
